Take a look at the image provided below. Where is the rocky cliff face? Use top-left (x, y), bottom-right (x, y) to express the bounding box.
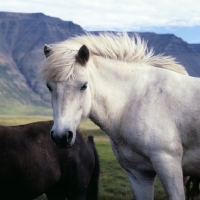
top-left (0, 12), bottom-right (199, 115)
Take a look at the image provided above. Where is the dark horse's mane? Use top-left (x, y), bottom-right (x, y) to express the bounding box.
top-left (86, 135), bottom-right (100, 199)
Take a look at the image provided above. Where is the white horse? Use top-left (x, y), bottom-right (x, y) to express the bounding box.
top-left (41, 33), bottom-right (200, 200)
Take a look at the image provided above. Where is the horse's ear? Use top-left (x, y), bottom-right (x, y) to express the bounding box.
top-left (44, 44), bottom-right (52, 58)
top-left (76, 45), bottom-right (90, 66)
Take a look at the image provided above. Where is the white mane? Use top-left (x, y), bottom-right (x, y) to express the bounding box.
top-left (41, 33), bottom-right (188, 81)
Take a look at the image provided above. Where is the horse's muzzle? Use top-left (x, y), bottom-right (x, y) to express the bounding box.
top-left (50, 130), bottom-right (74, 148)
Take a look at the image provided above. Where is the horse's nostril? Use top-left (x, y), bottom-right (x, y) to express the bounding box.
top-left (50, 130), bottom-right (57, 143)
top-left (67, 131), bottom-right (73, 143)
top-left (50, 130), bottom-right (73, 147)
top-left (50, 130), bottom-right (54, 140)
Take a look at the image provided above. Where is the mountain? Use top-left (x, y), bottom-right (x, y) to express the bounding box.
top-left (0, 12), bottom-right (200, 115)
top-left (0, 12), bottom-right (85, 115)
top-left (131, 26), bottom-right (200, 44)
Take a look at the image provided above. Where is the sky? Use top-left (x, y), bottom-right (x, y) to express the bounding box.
top-left (0, 0), bottom-right (200, 43)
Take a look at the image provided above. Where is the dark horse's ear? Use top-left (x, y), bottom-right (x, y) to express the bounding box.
top-left (44, 44), bottom-right (52, 58)
top-left (76, 45), bottom-right (90, 66)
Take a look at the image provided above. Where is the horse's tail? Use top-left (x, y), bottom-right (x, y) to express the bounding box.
top-left (86, 136), bottom-right (100, 200)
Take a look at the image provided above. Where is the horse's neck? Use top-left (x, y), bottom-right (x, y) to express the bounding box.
top-left (88, 58), bottom-right (140, 134)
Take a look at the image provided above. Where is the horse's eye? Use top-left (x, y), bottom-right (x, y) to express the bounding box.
top-left (80, 82), bottom-right (88, 91)
top-left (46, 83), bottom-right (52, 92)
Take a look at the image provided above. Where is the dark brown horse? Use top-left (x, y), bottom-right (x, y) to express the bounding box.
top-left (0, 121), bottom-right (99, 200)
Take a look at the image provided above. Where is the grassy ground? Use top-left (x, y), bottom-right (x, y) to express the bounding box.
top-left (0, 115), bottom-right (52, 126)
top-left (0, 116), bottom-right (167, 200)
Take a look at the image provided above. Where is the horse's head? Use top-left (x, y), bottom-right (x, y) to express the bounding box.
top-left (43, 44), bottom-right (92, 148)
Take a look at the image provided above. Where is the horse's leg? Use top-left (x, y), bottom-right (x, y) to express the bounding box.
top-left (151, 153), bottom-right (185, 200)
top-left (126, 169), bottom-right (156, 200)
top-left (109, 137), bottom-right (156, 199)
top-left (185, 176), bottom-right (192, 200)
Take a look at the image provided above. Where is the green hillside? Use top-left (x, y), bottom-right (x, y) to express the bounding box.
top-left (0, 58), bottom-right (52, 115)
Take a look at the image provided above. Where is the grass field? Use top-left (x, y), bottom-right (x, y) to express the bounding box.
top-left (0, 115), bottom-right (167, 200)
